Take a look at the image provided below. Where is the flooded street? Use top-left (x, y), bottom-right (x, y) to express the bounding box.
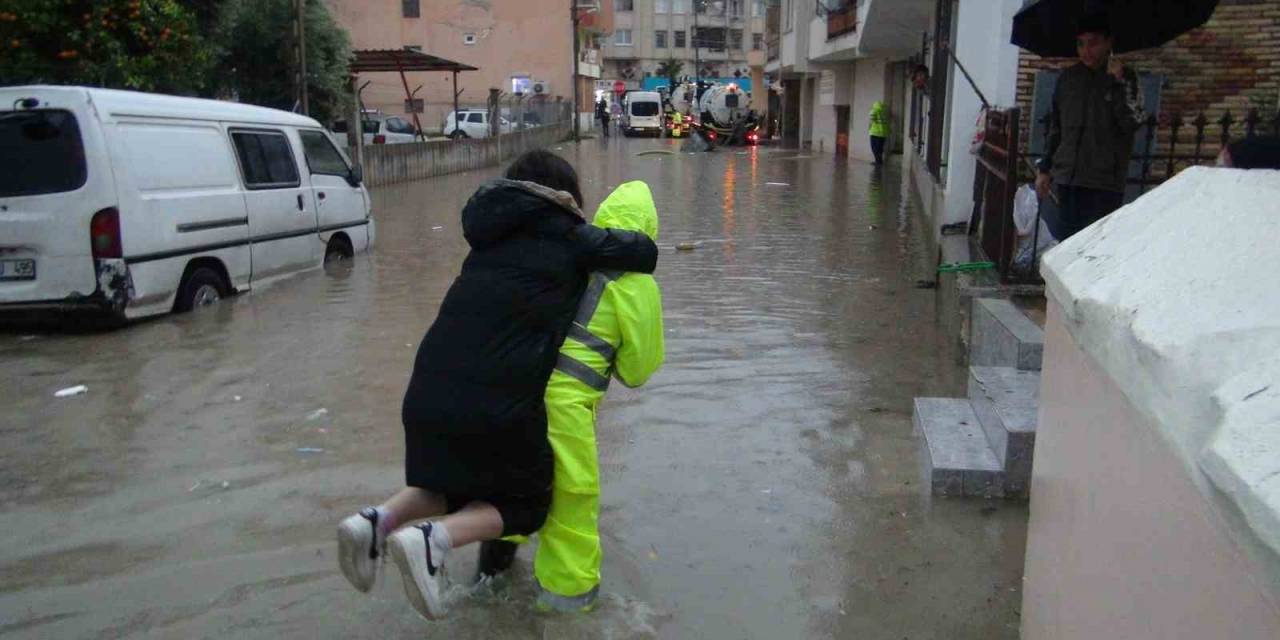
top-left (0, 138), bottom-right (1026, 639)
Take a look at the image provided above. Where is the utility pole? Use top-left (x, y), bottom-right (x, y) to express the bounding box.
top-left (295, 0), bottom-right (309, 115)
top-left (693, 0), bottom-right (701, 93)
top-left (572, 0), bottom-right (581, 142)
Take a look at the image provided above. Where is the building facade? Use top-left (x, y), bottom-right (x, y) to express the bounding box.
top-left (326, 0), bottom-right (609, 132)
top-left (601, 0), bottom-right (768, 96)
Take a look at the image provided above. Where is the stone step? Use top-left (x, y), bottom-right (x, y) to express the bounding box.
top-left (971, 298), bottom-right (1044, 371)
top-left (913, 397), bottom-right (1004, 498)
top-left (968, 366), bottom-right (1041, 498)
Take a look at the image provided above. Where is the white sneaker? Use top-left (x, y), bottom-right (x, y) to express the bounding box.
top-left (336, 507), bottom-right (383, 593)
top-left (388, 522), bottom-right (448, 620)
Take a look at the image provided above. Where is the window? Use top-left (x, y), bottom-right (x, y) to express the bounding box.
top-left (299, 130), bottom-right (350, 177)
top-left (752, 0), bottom-right (765, 17)
top-left (655, 30), bottom-right (668, 48)
top-left (614, 29), bottom-right (633, 46)
top-left (402, 0), bottom-right (419, 18)
top-left (729, 0), bottom-right (743, 17)
top-left (656, 0), bottom-right (670, 13)
top-left (464, 33), bottom-right (477, 45)
top-left (230, 131), bottom-right (299, 189)
top-left (385, 118), bottom-right (416, 134)
top-left (617, 0), bottom-right (633, 11)
top-left (631, 102), bottom-right (660, 117)
top-left (752, 32), bottom-right (764, 50)
top-left (784, 0), bottom-right (792, 30)
top-left (693, 26), bottom-right (726, 51)
top-left (673, 0), bottom-right (689, 13)
top-left (674, 29), bottom-right (686, 48)
top-left (730, 28), bottom-right (743, 50)
top-left (466, 112), bottom-right (484, 123)
top-left (0, 110), bottom-right (87, 198)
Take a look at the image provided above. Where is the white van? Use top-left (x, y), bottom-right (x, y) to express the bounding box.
top-left (0, 86), bottom-right (374, 321)
top-left (622, 91), bottom-right (663, 137)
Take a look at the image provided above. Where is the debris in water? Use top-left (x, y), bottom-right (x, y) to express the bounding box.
top-left (233, 395), bottom-right (243, 402)
top-left (648, 544), bottom-right (659, 561)
top-left (54, 385), bottom-right (87, 398)
top-left (765, 182), bottom-right (790, 187)
top-left (761, 489), bottom-right (772, 494)
top-left (914, 280), bottom-right (937, 289)
top-left (636, 150), bottom-right (674, 156)
top-left (19, 335), bottom-right (37, 341)
top-left (296, 447), bottom-right (325, 454)
top-left (220, 481), bottom-right (230, 489)
top-left (306, 408), bottom-right (329, 421)
top-left (676, 241), bottom-right (702, 251)
top-left (189, 481), bottom-right (202, 492)
top-left (868, 225), bottom-right (878, 230)
top-left (432, 226), bottom-right (444, 231)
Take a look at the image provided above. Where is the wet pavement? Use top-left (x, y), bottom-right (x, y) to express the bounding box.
top-left (0, 137), bottom-right (1026, 639)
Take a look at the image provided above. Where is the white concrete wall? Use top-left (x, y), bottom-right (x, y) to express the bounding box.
top-left (849, 58), bottom-right (888, 163)
top-left (1023, 301), bottom-right (1280, 640)
top-left (938, 0), bottom-right (1024, 227)
top-left (1025, 168), bottom-right (1280, 639)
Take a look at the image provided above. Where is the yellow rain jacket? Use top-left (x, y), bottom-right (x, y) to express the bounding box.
top-left (869, 100), bottom-right (889, 138)
top-left (533, 181), bottom-right (665, 602)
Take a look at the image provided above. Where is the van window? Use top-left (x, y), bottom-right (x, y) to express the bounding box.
top-left (332, 120), bottom-right (380, 134)
top-left (299, 130), bottom-right (350, 177)
top-left (631, 102), bottom-right (660, 117)
top-left (230, 130), bottom-right (300, 189)
top-left (467, 112), bottom-right (484, 123)
top-left (0, 110), bottom-right (87, 198)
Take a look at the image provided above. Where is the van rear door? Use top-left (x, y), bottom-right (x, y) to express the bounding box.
top-left (0, 88), bottom-right (112, 304)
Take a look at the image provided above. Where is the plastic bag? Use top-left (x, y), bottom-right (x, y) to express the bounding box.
top-left (968, 107), bottom-right (989, 155)
top-left (1013, 218), bottom-right (1058, 274)
top-left (1013, 184), bottom-right (1039, 236)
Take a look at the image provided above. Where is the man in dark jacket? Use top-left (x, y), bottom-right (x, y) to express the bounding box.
top-left (1035, 13), bottom-right (1146, 239)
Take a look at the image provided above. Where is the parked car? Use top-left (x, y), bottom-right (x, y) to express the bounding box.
top-left (444, 109), bottom-right (512, 139)
top-left (621, 91), bottom-right (663, 137)
top-left (332, 114), bottom-right (419, 144)
top-left (0, 85), bottom-right (375, 321)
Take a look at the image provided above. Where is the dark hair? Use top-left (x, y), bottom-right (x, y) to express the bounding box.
top-left (912, 64), bottom-right (929, 77)
top-left (1076, 12), bottom-right (1112, 38)
top-left (1226, 136), bottom-right (1280, 170)
top-left (504, 149), bottom-right (584, 208)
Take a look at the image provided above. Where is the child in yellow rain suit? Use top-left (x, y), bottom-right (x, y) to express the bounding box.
top-left (477, 181), bottom-right (665, 613)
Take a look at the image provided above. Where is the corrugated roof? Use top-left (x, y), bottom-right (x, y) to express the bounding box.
top-left (350, 49), bottom-right (478, 73)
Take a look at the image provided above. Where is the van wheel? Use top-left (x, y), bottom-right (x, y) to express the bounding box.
top-left (324, 236), bottom-right (354, 265)
top-left (174, 267), bottom-right (227, 313)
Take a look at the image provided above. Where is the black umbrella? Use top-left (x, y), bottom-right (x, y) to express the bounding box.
top-left (1012, 0), bottom-right (1219, 58)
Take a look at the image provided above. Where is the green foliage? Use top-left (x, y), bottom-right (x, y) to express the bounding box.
top-left (212, 0), bottom-right (351, 125)
top-left (0, 0), bottom-right (213, 94)
top-left (656, 58), bottom-right (684, 88)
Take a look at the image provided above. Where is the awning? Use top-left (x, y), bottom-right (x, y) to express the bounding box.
top-left (349, 49), bottom-right (478, 74)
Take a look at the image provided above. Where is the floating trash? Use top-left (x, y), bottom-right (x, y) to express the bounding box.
top-left (675, 241), bottom-right (702, 251)
top-left (54, 385), bottom-right (87, 398)
top-left (765, 182), bottom-right (790, 187)
top-left (636, 150), bottom-right (674, 157)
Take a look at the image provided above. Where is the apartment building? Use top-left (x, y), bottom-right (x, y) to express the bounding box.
top-left (601, 0), bottom-right (768, 95)
top-left (327, 0), bottom-right (610, 130)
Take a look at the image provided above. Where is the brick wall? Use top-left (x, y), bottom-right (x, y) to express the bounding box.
top-left (1015, 0), bottom-right (1280, 155)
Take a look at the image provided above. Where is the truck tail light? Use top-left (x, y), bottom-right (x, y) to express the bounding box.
top-left (90, 207), bottom-right (122, 259)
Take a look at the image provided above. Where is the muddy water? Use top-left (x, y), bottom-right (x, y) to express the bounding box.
top-left (0, 138), bottom-right (1025, 639)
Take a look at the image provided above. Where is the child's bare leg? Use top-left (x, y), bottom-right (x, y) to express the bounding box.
top-left (378, 487), bottom-right (449, 533)
top-left (434, 501), bottom-right (504, 548)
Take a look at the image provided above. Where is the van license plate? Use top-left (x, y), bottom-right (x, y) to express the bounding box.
top-left (0, 259), bottom-right (35, 281)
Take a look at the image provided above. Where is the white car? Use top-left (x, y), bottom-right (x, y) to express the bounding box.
top-left (444, 110), bottom-right (512, 139)
top-left (332, 114), bottom-right (419, 145)
top-left (0, 85), bottom-right (375, 321)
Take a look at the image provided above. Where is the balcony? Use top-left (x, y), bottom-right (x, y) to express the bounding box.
top-left (826, 1), bottom-right (857, 40)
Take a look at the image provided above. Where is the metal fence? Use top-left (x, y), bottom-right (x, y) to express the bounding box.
top-left (1026, 107), bottom-right (1280, 193)
top-left (975, 106), bottom-right (1280, 284)
top-left (355, 122), bottom-right (572, 187)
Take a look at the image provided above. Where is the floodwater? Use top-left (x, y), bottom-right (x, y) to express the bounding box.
top-left (0, 137), bottom-right (1026, 639)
